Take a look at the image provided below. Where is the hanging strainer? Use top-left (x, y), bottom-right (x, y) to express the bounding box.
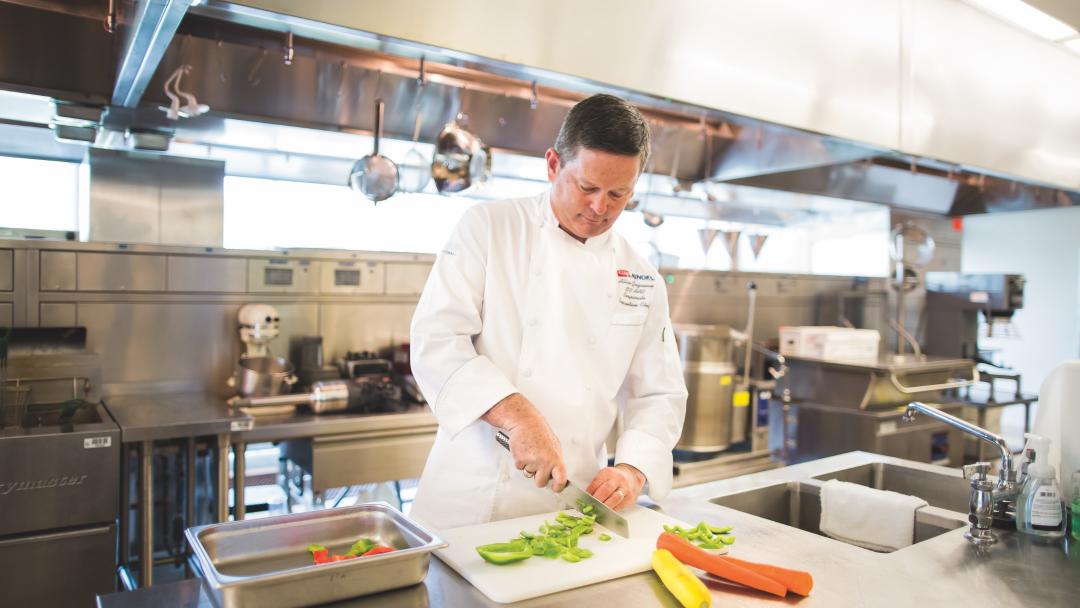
top-left (400, 105), bottom-right (431, 193)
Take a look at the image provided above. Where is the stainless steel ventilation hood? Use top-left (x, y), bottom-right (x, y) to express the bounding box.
top-left (86, 148), bottom-right (225, 247)
top-left (0, 0), bottom-right (1078, 218)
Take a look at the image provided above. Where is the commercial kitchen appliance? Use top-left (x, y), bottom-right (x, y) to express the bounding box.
top-left (228, 303), bottom-right (297, 398)
top-left (888, 222), bottom-right (935, 356)
top-left (923, 272), bottom-right (1033, 460)
top-left (670, 281), bottom-right (781, 485)
top-left (924, 272), bottom-right (1025, 362)
top-left (777, 354), bottom-right (978, 465)
top-left (237, 303), bottom-right (280, 358)
top-left (0, 328), bottom-right (120, 606)
top-left (674, 323), bottom-right (738, 453)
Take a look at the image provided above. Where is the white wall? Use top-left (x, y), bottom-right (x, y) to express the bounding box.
top-left (962, 206), bottom-right (1080, 415)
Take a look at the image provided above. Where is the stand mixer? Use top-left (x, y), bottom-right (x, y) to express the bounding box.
top-left (228, 304), bottom-right (297, 398)
top-left (238, 303), bottom-right (281, 358)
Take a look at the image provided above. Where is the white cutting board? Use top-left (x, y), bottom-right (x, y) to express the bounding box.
top-left (435, 506), bottom-right (691, 604)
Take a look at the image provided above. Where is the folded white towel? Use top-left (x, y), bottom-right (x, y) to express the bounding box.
top-left (819, 479), bottom-right (928, 552)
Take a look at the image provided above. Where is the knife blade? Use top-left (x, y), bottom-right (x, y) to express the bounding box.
top-left (495, 430), bottom-right (630, 538)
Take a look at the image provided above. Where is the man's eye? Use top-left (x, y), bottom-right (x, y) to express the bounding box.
top-left (580, 185), bottom-right (599, 194)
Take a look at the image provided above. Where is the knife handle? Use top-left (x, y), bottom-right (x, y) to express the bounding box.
top-left (495, 430), bottom-right (511, 451)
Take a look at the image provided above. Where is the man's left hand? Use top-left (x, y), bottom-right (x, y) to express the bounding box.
top-left (585, 464), bottom-right (646, 511)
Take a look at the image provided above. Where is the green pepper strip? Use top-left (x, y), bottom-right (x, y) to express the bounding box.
top-left (346, 538), bottom-right (376, 557)
top-left (476, 542), bottom-right (533, 565)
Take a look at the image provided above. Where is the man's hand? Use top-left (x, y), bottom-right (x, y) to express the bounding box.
top-left (586, 464), bottom-right (646, 511)
top-left (482, 393), bottom-right (567, 491)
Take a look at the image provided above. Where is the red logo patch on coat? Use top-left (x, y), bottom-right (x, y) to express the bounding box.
top-left (616, 269), bottom-right (630, 277)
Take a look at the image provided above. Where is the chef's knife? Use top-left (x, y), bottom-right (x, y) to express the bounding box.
top-left (495, 430), bottom-right (630, 538)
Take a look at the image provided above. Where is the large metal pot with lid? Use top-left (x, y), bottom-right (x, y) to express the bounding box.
top-left (674, 324), bottom-right (738, 453)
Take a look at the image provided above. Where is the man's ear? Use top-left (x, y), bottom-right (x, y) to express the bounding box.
top-left (545, 148), bottom-right (560, 182)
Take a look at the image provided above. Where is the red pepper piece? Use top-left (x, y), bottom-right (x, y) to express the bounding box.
top-left (362, 545), bottom-right (395, 557)
top-left (312, 549), bottom-right (330, 564)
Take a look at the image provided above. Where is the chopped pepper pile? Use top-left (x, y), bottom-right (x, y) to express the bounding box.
top-left (662, 521), bottom-right (735, 550)
top-left (475, 510), bottom-right (599, 565)
top-left (306, 538), bottom-right (395, 564)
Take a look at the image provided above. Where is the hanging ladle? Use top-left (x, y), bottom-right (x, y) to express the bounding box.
top-left (349, 98), bottom-right (399, 203)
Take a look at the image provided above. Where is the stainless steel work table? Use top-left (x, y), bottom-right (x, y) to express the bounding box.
top-left (228, 406), bottom-right (437, 520)
top-left (98, 452), bottom-right (1079, 607)
top-left (104, 392), bottom-right (244, 588)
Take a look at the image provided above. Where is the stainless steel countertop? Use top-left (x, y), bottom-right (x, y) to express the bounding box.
top-left (97, 452), bottom-right (1080, 607)
top-left (785, 354), bottom-right (975, 373)
top-left (103, 392), bottom-right (243, 442)
top-left (231, 405), bottom-right (436, 443)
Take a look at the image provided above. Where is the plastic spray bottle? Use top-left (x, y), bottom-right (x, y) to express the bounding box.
top-left (1015, 433), bottom-right (1065, 540)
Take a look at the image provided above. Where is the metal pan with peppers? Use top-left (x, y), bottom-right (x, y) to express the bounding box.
top-left (306, 537), bottom-right (396, 564)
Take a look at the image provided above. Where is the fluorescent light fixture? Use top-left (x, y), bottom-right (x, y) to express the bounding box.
top-left (1065, 38), bottom-right (1080, 52)
top-left (968, 0), bottom-right (1077, 40)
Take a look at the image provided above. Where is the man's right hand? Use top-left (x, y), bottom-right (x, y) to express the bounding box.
top-left (481, 393), bottom-right (568, 491)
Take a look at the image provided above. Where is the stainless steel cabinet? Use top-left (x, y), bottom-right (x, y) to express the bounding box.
top-left (320, 260), bottom-right (384, 295)
top-left (0, 248), bottom-right (12, 291)
top-left (168, 255), bottom-right (247, 292)
top-left (0, 524), bottom-right (117, 606)
top-left (284, 429), bottom-right (436, 492)
top-left (385, 263), bottom-right (431, 296)
top-left (40, 250), bottom-right (76, 291)
top-left (247, 258), bottom-right (319, 293)
top-left (77, 252), bottom-right (166, 291)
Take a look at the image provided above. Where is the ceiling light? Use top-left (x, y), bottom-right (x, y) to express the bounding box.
top-left (967, 0), bottom-right (1077, 41)
top-left (1065, 38), bottom-right (1080, 52)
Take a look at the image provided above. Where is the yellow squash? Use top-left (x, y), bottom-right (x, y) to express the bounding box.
top-left (651, 548), bottom-right (711, 608)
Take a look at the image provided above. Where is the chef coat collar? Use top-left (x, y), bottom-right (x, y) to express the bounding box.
top-left (536, 189), bottom-right (614, 252)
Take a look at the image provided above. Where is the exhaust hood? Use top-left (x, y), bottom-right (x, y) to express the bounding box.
top-left (0, 0), bottom-right (1077, 220)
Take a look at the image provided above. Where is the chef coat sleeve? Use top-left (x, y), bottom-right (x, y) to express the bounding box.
top-left (409, 206), bottom-right (518, 438)
top-left (613, 282), bottom-right (688, 501)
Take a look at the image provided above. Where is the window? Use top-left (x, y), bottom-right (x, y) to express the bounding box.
top-left (614, 207), bottom-right (889, 276)
top-left (222, 176), bottom-right (545, 253)
top-left (0, 156), bottom-right (79, 231)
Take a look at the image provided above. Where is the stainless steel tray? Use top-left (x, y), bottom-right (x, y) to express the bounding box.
top-left (186, 503), bottom-right (446, 608)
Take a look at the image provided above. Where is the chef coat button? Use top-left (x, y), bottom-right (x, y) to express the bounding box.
top-left (533, 267), bottom-right (542, 276)
top-left (606, 292), bottom-right (613, 298)
top-left (529, 317), bottom-right (538, 327)
top-left (522, 368), bottom-right (532, 378)
top-left (588, 336), bottom-right (596, 345)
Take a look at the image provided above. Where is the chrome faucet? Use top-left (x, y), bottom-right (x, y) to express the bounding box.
top-left (961, 462), bottom-right (996, 545)
top-left (902, 402), bottom-right (1019, 539)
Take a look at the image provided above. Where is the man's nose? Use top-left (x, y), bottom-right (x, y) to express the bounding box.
top-left (589, 193), bottom-right (608, 216)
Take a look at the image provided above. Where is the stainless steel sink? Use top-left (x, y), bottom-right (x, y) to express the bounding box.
top-left (811, 462), bottom-right (969, 513)
top-left (711, 479), bottom-right (966, 552)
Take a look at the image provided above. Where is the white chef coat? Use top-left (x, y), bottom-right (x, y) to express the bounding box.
top-left (408, 190), bottom-right (687, 530)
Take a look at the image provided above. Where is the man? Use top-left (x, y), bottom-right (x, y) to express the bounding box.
top-left (409, 93), bottom-right (687, 530)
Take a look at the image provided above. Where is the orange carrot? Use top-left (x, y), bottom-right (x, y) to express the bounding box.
top-left (719, 556), bottom-right (813, 597)
top-left (657, 532), bottom-right (787, 598)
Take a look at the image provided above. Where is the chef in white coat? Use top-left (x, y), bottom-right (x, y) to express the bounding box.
top-left (409, 94), bottom-right (687, 530)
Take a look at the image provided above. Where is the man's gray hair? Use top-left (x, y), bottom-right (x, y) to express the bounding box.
top-left (554, 94), bottom-right (651, 170)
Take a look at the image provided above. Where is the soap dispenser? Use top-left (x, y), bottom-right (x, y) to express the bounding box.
top-left (1015, 433), bottom-right (1066, 539)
